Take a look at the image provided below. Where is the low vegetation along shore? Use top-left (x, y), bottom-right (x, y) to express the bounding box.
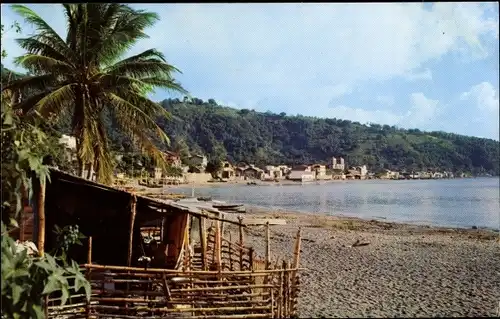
top-left (224, 207), bottom-right (500, 318)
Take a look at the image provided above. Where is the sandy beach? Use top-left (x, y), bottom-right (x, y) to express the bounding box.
top-left (129, 182), bottom-right (500, 317)
top-left (222, 207), bottom-right (500, 318)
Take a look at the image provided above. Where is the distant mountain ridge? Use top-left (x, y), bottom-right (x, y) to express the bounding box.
top-left (149, 98), bottom-right (499, 176)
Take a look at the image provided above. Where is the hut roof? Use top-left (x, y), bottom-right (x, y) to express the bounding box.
top-left (47, 168), bottom-right (241, 225)
top-left (37, 168), bottom-right (243, 266)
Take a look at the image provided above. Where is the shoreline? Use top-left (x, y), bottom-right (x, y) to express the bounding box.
top-left (130, 182), bottom-right (500, 232)
top-left (128, 180), bottom-right (500, 233)
top-left (242, 206), bottom-right (499, 241)
top-left (127, 175), bottom-right (496, 191)
top-left (222, 206), bottom-right (500, 317)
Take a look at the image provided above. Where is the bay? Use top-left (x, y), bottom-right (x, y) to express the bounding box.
top-left (174, 178), bottom-right (500, 230)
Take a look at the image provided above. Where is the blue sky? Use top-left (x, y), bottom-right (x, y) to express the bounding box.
top-left (1, 3), bottom-right (499, 140)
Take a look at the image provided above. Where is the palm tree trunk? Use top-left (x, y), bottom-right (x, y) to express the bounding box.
top-left (75, 137), bottom-right (87, 179)
top-left (79, 162), bottom-right (85, 178)
top-left (86, 161), bottom-right (94, 180)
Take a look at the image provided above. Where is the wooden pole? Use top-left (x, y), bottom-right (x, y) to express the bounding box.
top-left (271, 288), bottom-right (275, 319)
top-left (44, 295), bottom-right (49, 318)
top-left (290, 227), bottom-right (302, 317)
top-left (238, 216), bottom-right (244, 270)
top-left (215, 218), bottom-right (222, 272)
top-left (265, 222), bottom-right (270, 270)
top-left (283, 260), bottom-right (289, 318)
top-left (184, 217), bottom-right (191, 271)
top-left (292, 227), bottom-right (302, 270)
top-left (37, 180), bottom-right (46, 257)
top-left (160, 216), bottom-right (165, 242)
top-left (228, 232), bottom-right (233, 271)
top-left (220, 213), bottom-right (225, 236)
top-left (87, 236), bottom-right (93, 264)
top-left (278, 264), bottom-right (283, 319)
top-left (199, 217), bottom-right (207, 270)
top-left (127, 195), bottom-right (138, 267)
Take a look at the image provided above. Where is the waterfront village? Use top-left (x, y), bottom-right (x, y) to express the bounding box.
top-left (59, 134), bottom-right (463, 186)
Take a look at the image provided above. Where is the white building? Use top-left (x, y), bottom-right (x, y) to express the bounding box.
top-left (288, 165), bottom-right (315, 182)
top-left (332, 157), bottom-right (345, 171)
top-left (59, 134), bottom-right (77, 150)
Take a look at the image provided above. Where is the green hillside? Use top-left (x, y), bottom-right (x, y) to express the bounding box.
top-left (142, 98), bottom-right (499, 175)
top-left (34, 95), bottom-right (500, 176)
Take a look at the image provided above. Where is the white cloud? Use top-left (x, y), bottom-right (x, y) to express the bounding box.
top-left (460, 82), bottom-right (499, 113)
top-left (405, 93), bottom-right (440, 127)
top-left (1, 3), bottom-right (496, 88)
top-left (328, 92), bottom-right (440, 129)
top-left (404, 69), bottom-right (433, 81)
top-left (459, 82), bottom-right (499, 139)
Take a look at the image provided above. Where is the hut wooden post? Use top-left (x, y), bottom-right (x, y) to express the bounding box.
top-left (271, 288), bottom-right (275, 319)
top-left (291, 227), bottom-right (302, 317)
top-left (220, 213), bottom-right (225, 236)
top-left (265, 222), bottom-right (270, 270)
top-left (228, 232), bottom-right (233, 270)
top-left (160, 216), bottom-right (165, 242)
top-left (249, 247), bottom-right (255, 285)
top-left (127, 195), bottom-right (138, 267)
top-left (238, 216), bottom-right (244, 270)
top-left (37, 180), bottom-right (46, 257)
top-left (292, 227), bottom-right (302, 269)
top-left (278, 264), bottom-right (284, 319)
top-left (215, 218), bottom-right (222, 272)
top-left (87, 237), bottom-right (93, 264)
top-left (44, 295), bottom-right (49, 318)
top-left (283, 260), bottom-right (289, 318)
top-left (198, 216), bottom-right (207, 270)
top-left (184, 217), bottom-right (191, 271)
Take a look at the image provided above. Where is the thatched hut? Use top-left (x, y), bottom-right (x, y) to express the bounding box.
top-left (16, 168), bottom-right (303, 318)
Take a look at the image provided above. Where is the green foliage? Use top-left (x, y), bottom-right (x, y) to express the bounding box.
top-left (206, 159), bottom-right (223, 176)
top-left (2, 23), bottom-right (90, 318)
top-left (51, 225), bottom-right (86, 265)
top-left (150, 100), bottom-right (498, 175)
top-left (5, 4), bottom-right (187, 184)
top-left (164, 165), bottom-right (183, 177)
top-left (1, 86), bottom-right (52, 219)
top-left (1, 223), bottom-right (91, 319)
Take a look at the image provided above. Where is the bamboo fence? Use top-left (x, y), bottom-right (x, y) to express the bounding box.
top-left (47, 216), bottom-right (303, 318)
top-left (47, 264), bottom-right (301, 319)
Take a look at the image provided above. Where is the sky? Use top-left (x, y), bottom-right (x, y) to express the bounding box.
top-left (1, 3), bottom-right (499, 140)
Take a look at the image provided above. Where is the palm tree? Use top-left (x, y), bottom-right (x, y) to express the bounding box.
top-left (2, 4), bottom-right (187, 184)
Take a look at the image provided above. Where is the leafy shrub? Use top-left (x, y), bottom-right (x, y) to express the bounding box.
top-left (1, 223), bottom-right (91, 319)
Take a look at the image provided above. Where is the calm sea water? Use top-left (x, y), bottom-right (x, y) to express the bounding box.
top-left (174, 178), bottom-right (500, 230)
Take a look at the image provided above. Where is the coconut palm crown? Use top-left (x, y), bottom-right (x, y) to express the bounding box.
top-left (2, 4), bottom-right (187, 184)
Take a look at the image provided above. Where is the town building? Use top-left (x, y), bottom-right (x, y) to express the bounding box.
top-left (331, 157), bottom-right (345, 171)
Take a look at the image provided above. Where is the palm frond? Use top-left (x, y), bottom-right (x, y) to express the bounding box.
top-left (14, 54), bottom-right (74, 75)
top-left (34, 84), bottom-right (76, 118)
top-left (139, 77), bottom-right (188, 95)
top-left (105, 92), bottom-right (170, 145)
top-left (2, 74), bottom-right (56, 96)
top-left (9, 3), bottom-right (188, 184)
top-left (15, 37), bottom-right (71, 63)
top-left (11, 5), bottom-right (74, 60)
top-left (107, 60), bottom-right (182, 81)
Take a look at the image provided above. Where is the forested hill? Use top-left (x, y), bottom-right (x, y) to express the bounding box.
top-left (142, 98), bottom-right (499, 175)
